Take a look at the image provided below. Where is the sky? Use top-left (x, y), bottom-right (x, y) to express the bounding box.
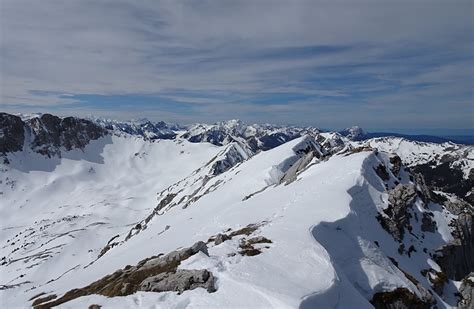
top-left (1, 0), bottom-right (473, 134)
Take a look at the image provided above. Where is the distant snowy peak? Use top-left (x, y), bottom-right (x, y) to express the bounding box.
top-left (181, 119), bottom-right (322, 153)
top-left (92, 118), bottom-right (180, 140)
top-left (339, 125), bottom-right (365, 140)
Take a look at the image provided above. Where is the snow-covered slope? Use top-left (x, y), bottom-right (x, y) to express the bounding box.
top-left (1, 113), bottom-right (473, 308)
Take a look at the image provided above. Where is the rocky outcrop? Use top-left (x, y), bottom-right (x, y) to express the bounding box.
top-left (0, 113), bottom-right (108, 158)
top-left (444, 197), bottom-right (473, 216)
top-left (420, 212), bottom-right (436, 233)
top-left (214, 233), bottom-right (231, 245)
top-left (370, 288), bottom-right (431, 309)
top-left (28, 114), bottom-right (107, 157)
top-left (0, 113), bottom-right (25, 154)
top-left (33, 241), bottom-right (215, 309)
top-left (378, 184), bottom-right (417, 241)
top-left (139, 269), bottom-right (215, 294)
top-left (458, 274), bottom-right (474, 309)
top-left (211, 143), bottom-right (251, 175)
top-left (389, 155), bottom-right (402, 177)
top-left (434, 213), bottom-right (474, 280)
top-left (374, 163), bottom-right (389, 181)
top-left (280, 151), bottom-right (316, 184)
top-left (412, 162), bottom-right (473, 204)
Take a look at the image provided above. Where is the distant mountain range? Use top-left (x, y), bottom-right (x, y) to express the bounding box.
top-left (338, 126), bottom-right (474, 145)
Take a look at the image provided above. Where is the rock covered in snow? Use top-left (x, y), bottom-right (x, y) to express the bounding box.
top-left (339, 125), bottom-right (365, 140)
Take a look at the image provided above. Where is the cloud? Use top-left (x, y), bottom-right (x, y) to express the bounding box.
top-left (1, 0), bottom-right (472, 130)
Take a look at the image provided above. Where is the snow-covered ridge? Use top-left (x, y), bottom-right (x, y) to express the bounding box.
top-left (1, 112), bottom-right (473, 308)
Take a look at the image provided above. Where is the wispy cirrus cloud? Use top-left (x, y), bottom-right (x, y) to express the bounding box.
top-left (1, 0), bottom-right (472, 131)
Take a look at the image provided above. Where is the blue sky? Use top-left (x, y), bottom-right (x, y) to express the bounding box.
top-left (1, 0), bottom-right (473, 134)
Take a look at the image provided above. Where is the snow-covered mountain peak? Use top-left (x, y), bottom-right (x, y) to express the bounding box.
top-left (340, 125), bottom-right (365, 140)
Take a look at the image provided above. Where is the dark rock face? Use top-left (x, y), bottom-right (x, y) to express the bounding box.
top-left (0, 113), bottom-right (25, 154)
top-left (28, 114), bottom-right (108, 157)
top-left (378, 184), bottom-right (417, 241)
top-left (420, 212), bottom-right (436, 233)
top-left (259, 132), bottom-right (298, 151)
top-left (139, 269), bottom-right (215, 294)
top-left (434, 213), bottom-right (474, 280)
top-left (411, 162), bottom-right (473, 204)
top-left (389, 155), bottom-right (402, 177)
top-left (370, 288), bottom-right (431, 309)
top-left (375, 164), bottom-right (390, 181)
top-left (1, 113), bottom-right (108, 158)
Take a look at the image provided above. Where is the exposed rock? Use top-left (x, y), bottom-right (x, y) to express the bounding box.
top-left (434, 213), bottom-right (474, 280)
top-left (378, 184), bottom-right (417, 241)
top-left (31, 294), bottom-right (57, 307)
top-left (28, 114), bottom-right (107, 157)
top-left (229, 223), bottom-right (260, 237)
top-left (214, 233), bottom-right (231, 245)
top-left (458, 274), bottom-right (474, 309)
top-left (370, 288), bottom-right (431, 309)
top-left (246, 236), bottom-right (272, 245)
top-left (412, 162), bottom-right (473, 204)
top-left (428, 271), bottom-right (448, 296)
top-left (413, 173), bottom-right (433, 203)
top-left (88, 305), bottom-right (102, 309)
top-left (139, 269), bottom-right (215, 294)
top-left (281, 151), bottom-right (316, 184)
top-left (0, 113), bottom-right (25, 154)
top-left (389, 155), bottom-right (402, 177)
top-left (238, 236), bottom-right (272, 256)
top-left (211, 143), bottom-right (250, 175)
top-left (34, 241), bottom-right (213, 309)
top-left (444, 197), bottom-right (473, 216)
top-left (421, 212), bottom-right (436, 233)
top-left (375, 164), bottom-right (390, 181)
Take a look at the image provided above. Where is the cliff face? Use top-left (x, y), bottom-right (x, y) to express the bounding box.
top-left (0, 113), bottom-right (25, 155)
top-left (0, 113), bottom-right (108, 158)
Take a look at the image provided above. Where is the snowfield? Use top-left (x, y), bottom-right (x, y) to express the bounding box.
top-left (0, 126), bottom-right (471, 308)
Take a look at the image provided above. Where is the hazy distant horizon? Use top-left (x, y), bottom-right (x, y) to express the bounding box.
top-left (3, 109), bottom-right (473, 137)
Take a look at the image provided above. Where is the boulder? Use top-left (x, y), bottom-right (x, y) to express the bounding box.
top-left (139, 269), bottom-right (216, 294)
top-left (214, 233), bottom-right (231, 245)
